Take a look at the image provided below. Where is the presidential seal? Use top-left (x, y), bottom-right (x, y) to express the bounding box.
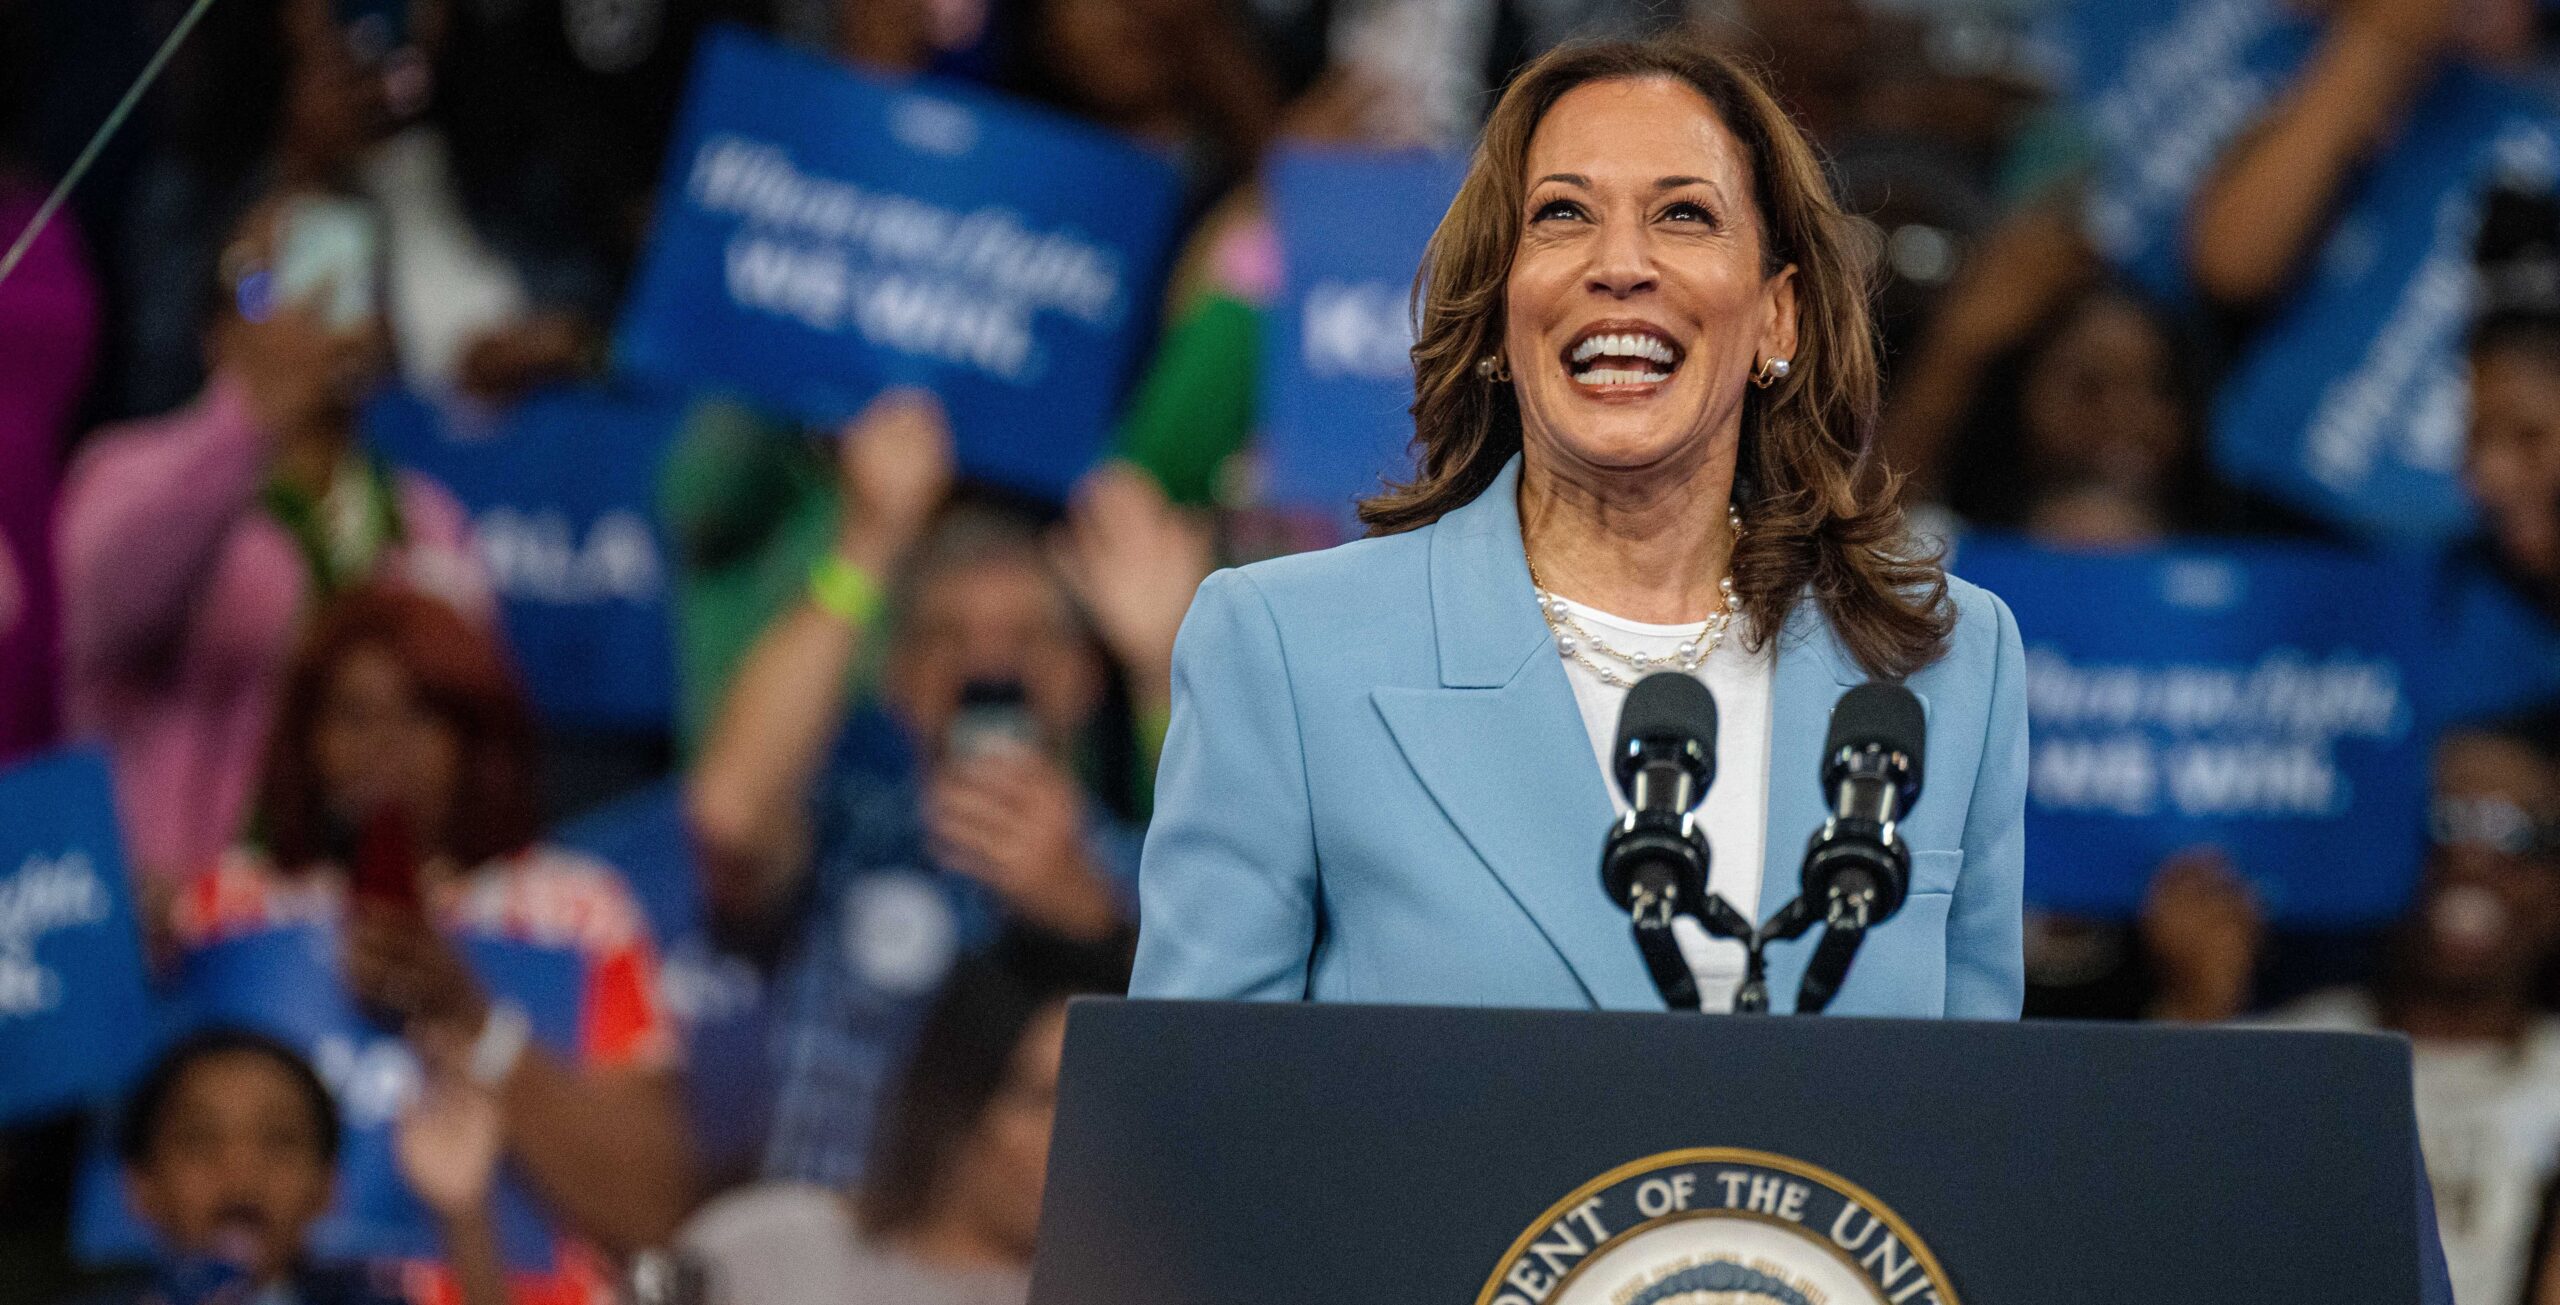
top-left (1478, 1149), bottom-right (1959, 1305)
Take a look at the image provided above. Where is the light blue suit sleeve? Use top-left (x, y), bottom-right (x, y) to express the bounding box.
top-left (1129, 569), bottom-right (1321, 1000)
top-left (1948, 589), bottom-right (2028, 1019)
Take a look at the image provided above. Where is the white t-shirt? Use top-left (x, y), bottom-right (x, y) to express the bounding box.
top-left (1549, 596), bottom-right (1775, 1013)
top-left (680, 1183), bottom-right (1029, 1305)
top-left (2270, 989), bottom-right (2560, 1305)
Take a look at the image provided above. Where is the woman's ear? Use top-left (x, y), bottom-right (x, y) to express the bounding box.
top-left (1760, 263), bottom-right (1800, 369)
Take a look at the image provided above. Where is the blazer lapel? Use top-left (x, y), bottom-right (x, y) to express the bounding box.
top-left (1370, 456), bottom-right (1660, 1010)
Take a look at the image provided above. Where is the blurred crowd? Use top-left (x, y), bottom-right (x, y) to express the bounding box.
top-left (10, 0), bottom-right (2560, 1302)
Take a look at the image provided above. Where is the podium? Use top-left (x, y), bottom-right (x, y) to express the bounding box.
top-left (1030, 1000), bottom-right (2433, 1303)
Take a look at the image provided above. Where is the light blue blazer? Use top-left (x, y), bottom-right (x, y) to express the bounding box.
top-left (1130, 456), bottom-right (2028, 1018)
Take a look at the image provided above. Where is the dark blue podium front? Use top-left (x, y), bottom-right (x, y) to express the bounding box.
top-left (1031, 1000), bottom-right (2425, 1304)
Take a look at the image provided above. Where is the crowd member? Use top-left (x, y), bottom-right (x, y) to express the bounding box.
top-left (1932, 281), bottom-right (2205, 546)
top-left (677, 932), bottom-right (1129, 1305)
top-left (685, 390), bottom-right (1194, 1190)
top-left (165, 587), bottom-right (688, 1301)
top-left (2445, 185), bottom-right (2560, 721)
top-left (2144, 710), bottom-right (2560, 1305)
top-left (61, 1030), bottom-right (505, 1305)
top-left (0, 160), bottom-right (99, 768)
top-left (54, 196), bottom-right (490, 894)
top-left (112, 0), bottom-right (609, 417)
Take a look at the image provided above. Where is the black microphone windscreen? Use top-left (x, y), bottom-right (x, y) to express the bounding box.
top-left (1614, 672), bottom-right (1718, 789)
top-left (1825, 683), bottom-right (1926, 792)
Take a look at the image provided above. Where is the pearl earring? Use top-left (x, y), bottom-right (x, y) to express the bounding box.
top-left (1752, 357), bottom-right (1792, 389)
top-left (1476, 352), bottom-right (1511, 383)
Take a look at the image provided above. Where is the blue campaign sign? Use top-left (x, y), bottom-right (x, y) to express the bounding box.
top-left (1954, 536), bottom-right (2433, 925)
top-left (615, 25), bottom-right (1182, 501)
top-left (556, 778), bottom-right (700, 948)
top-left (2055, 0), bottom-right (2560, 542)
top-left (2213, 70), bottom-right (2560, 543)
top-left (75, 925), bottom-right (582, 1272)
top-left (1261, 148), bottom-right (1466, 524)
top-left (2430, 551), bottom-right (2560, 727)
top-left (2057, 0), bottom-right (2308, 306)
top-left (367, 384), bottom-right (684, 731)
top-left (0, 748), bottom-right (154, 1123)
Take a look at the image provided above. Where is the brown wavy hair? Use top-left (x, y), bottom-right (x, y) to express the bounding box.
top-left (1359, 35), bottom-right (1953, 680)
top-left (257, 585), bottom-right (540, 873)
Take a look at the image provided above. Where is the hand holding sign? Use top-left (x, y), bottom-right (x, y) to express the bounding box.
top-left (836, 387), bottom-right (956, 577)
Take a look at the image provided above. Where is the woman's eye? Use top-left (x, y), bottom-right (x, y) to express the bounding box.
top-left (1533, 199), bottom-right (1584, 222)
top-left (1663, 201), bottom-right (1713, 224)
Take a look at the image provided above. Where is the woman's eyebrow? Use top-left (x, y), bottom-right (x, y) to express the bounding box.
top-left (1531, 173), bottom-right (1721, 193)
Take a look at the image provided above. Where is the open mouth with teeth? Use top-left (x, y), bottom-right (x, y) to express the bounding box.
top-left (1564, 326), bottom-right (1686, 391)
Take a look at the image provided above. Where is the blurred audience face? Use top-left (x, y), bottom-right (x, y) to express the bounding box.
top-left (2465, 343), bottom-right (2560, 586)
top-left (1504, 77), bottom-right (1796, 482)
top-left (1038, 0), bottom-right (1181, 127)
top-left (312, 642), bottom-right (464, 848)
top-left (125, 1051), bottom-right (336, 1282)
top-left (934, 999), bottom-right (1068, 1260)
top-left (885, 550), bottom-right (1105, 760)
top-left (2406, 731), bottom-right (2560, 1000)
top-left (2020, 292), bottom-right (2184, 493)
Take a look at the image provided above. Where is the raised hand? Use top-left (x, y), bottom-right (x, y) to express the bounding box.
top-left (835, 387), bottom-right (958, 575)
top-left (1053, 463), bottom-right (1214, 708)
top-left (395, 1073), bottom-right (507, 1221)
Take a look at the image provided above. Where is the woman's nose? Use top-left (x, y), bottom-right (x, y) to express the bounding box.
top-left (1586, 219), bottom-right (1659, 298)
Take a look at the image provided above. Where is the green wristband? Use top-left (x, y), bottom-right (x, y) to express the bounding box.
top-left (809, 554), bottom-right (885, 628)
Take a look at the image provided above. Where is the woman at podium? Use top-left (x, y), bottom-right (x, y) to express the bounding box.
top-left (1130, 36), bottom-right (2026, 1017)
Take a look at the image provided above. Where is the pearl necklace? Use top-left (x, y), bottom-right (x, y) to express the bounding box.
top-left (1527, 507), bottom-right (1745, 689)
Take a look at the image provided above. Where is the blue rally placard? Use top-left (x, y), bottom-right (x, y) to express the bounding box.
top-left (2211, 69), bottom-right (2560, 544)
top-left (2055, 0), bottom-right (2307, 308)
top-left (1261, 147), bottom-right (1467, 524)
top-left (2053, 0), bottom-right (2560, 543)
top-left (0, 748), bottom-right (153, 1124)
top-left (1955, 536), bottom-right (2432, 925)
top-left (615, 25), bottom-right (1182, 501)
top-left (367, 384), bottom-right (684, 731)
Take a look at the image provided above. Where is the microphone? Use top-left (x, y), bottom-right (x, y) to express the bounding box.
top-left (1600, 673), bottom-right (1719, 1010)
top-left (1794, 683), bottom-right (1926, 1014)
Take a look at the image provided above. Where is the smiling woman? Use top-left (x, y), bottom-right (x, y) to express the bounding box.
top-left (1130, 36), bottom-right (2028, 1020)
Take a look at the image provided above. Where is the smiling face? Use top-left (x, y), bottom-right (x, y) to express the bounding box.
top-left (126, 1051), bottom-right (336, 1283)
top-left (1504, 76), bottom-right (1798, 482)
top-left (2406, 732), bottom-right (2560, 998)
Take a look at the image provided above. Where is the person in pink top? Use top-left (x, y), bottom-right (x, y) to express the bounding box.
top-left (0, 175), bottom-right (102, 767)
top-left (56, 191), bottom-right (490, 896)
